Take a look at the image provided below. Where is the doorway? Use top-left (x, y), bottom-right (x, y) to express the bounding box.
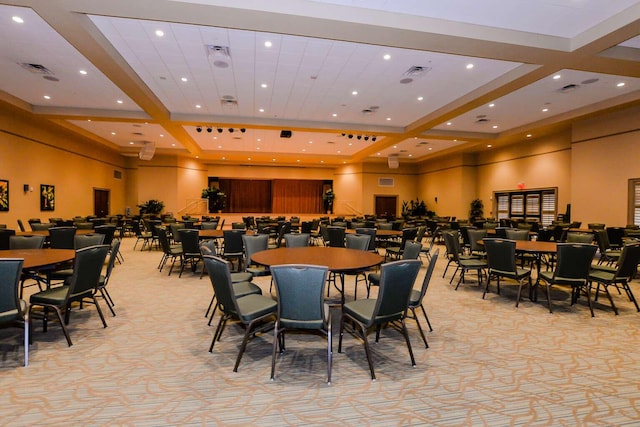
top-left (375, 195), bottom-right (397, 218)
top-left (94, 188), bottom-right (110, 217)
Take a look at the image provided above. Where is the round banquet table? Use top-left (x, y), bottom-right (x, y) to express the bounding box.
top-left (251, 246), bottom-right (383, 304)
top-left (16, 229), bottom-right (96, 237)
top-left (0, 248), bottom-right (75, 270)
top-left (198, 229), bottom-right (257, 239)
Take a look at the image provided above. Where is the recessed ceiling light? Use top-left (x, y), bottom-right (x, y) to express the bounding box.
top-left (617, 82), bottom-right (626, 87)
top-left (352, 91), bottom-right (358, 95)
top-left (489, 103), bottom-right (495, 107)
top-left (159, 134), bottom-right (164, 137)
top-left (332, 113), bottom-right (337, 117)
top-left (348, 143), bottom-right (352, 146)
top-left (222, 157), bottom-right (226, 160)
top-left (171, 143), bottom-right (176, 147)
top-left (383, 54), bottom-right (391, 60)
top-left (257, 138), bottom-right (262, 142)
top-left (337, 150), bottom-right (341, 154)
top-left (393, 145), bottom-right (397, 149)
top-left (386, 117), bottom-right (391, 121)
top-left (408, 154), bottom-right (413, 157)
top-left (261, 83), bottom-right (267, 88)
top-left (248, 157), bottom-right (252, 161)
top-left (195, 104), bottom-right (201, 108)
top-left (446, 122), bottom-right (452, 126)
top-left (264, 41), bottom-right (272, 47)
top-left (492, 125), bottom-right (498, 129)
top-left (526, 134), bottom-right (532, 138)
top-left (129, 141), bottom-right (134, 145)
top-left (43, 95), bottom-right (50, 100)
top-left (542, 108), bottom-right (549, 112)
top-left (301, 149), bottom-right (306, 152)
top-left (116, 100), bottom-right (123, 104)
top-left (428, 147), bottom-right (432, 151)
top-left (308, 140), bottom-right (313, 144)
top-left (417, 96), bottom-right (423, 101)
top-left (296, 160), bottom-right (300, 163)
top-left (87, 119), bottom-right (91, 122)
top-left (111, 132), bottom-right (116, 135)
top-left (79, 70), bottom-right (87, 75)
top-left (320, 160), bottom-right (324, 163)
top-left (259, 108), bottom-right (265, 113)
top-left (272, 158), bottom-right (276, 162)
top-left (181, 77), bottom-right (188, 82)
top-left (12, 16), bottom-right (24, 24)
top-left (553, 74), bottom-right (561, 80)
top-left (218, 145), bottom-right (222, 149)
top-left (487, 144), bottom-right (492, 148)
top-left (256, 147), bottom-right (261, 150)
top-left (155, 30), bottom-right (164, 37)
top-left (466, 63), bottom-right (474, 69)
top-left (377, 153), bottom-right (381, 156)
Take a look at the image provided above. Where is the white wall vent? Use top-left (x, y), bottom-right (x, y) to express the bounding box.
top-left (378, 177), bottom-right (394, 187)
top-left (138, 141), bottom-right (156, 161)
top-left (388, 154), bottom-right (399, 169)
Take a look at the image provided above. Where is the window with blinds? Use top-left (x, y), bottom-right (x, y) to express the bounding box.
top-left (629, 179), bottom-right (640, 226)
top-left (493, 188), bottom-right (557, 225)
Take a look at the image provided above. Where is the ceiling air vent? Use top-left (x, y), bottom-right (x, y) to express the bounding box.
top-left (475, 118), bottom-right (490, 124)
top-left (19, 63), bottom-right (53, 74)
top-left (220, 98), bottom-right (238, 109)
top-left (558, 84), bottom-right (580, 93)
top-left (206, 45), bottom-right (231, 68)
top-left (378, 177), bottom-right (395, 187)
top-left (404, 66), bottom-right (431, 77)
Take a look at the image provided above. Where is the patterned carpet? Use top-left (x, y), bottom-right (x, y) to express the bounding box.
top-left (1, 237), bottom-right (640, 426)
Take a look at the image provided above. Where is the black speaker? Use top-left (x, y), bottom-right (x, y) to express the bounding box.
top-left (280, 130), bottom-right (292, 138)
top-left (23, 184), bottom-right (29, 192)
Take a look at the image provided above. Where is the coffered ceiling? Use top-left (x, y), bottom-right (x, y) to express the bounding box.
top-left (1, 0), bottom-right (639, 167)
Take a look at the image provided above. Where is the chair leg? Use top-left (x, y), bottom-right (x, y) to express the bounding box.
top-left (623, 282), bottom-right (640, 312)
top-left (209, 314), bottom-right (228, 351)
top-left (54, 306), bottom-right (73, 347)
top-left (24, 317), bottom-right (29, 367)
top-left (360, 323), bottom-right (376, 380)
top-left (483, 274), bottom-right (492, 299)
top-left (93, 296), bottom-right (109, 328)
top-left (601, 284), bottom-right (618, 315)
top-left (419, 304), bottom-right (433, 332)
top-left (233, 320), bottom-right (257, 372)
top-left (327, 314), bottom-right (332, 385)
top-left (270, 321), bottom-right (281, 381)
top-left (100, 288), bottom-right (116, 316)
top-left (400, 318), bottom-right (417, 368)
top-left (546, 283), bottom-right (553, 314)
top-left (410, 307), bottom-right (428, 348)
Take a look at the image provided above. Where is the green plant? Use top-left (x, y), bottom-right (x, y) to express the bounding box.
top-left (202, 187), bottom-right (226, 211)
top-left (470, 198), bottom-right (484, 220)
top-left (137, 199), bottom-right (164, 215)
top-left (402, 198), bottom-right (428, 217)
top-left (323, 189), bottom-right (335, 212)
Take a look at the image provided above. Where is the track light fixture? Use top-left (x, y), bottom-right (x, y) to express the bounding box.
top-left (196, 126), bottom-right (202, 132)
top-left (357, 135), bottom-right (362, 140)
top-left (348, 134), bottom-right (353, 139)
top-left (217, 128), bottom-right (223, 133)
top-left (371, 136), bottom-right (377, 141)
top-left (240, 128), bottom-right (246, 133)
top-left (206, 127), bottom-right (212, 133)
top-left (228, 128), bottom-right (234, 133)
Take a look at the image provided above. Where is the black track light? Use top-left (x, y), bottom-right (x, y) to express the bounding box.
top-left (348, 134), bottom-right (353, 139)
top-left (341, 133), bottom-right (346, 137)
top-left (196, 126), bottom-right (202, 132)
top-left (357, 135), bottom-right (362, 140)
top-left (206, 127), bottom-right (212, 133)
top-left (240, 128), bottom-right (246, 133)
top-left (371, 136), bottom-right (377, 142)
top-left (364, 136), bottom-right (369, 141)
top-left (228, 128), bottom-right (234, 133)
top-left (217, 128), bottom-right (223, 133)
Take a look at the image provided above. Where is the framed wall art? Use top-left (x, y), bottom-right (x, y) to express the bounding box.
top-left (40, 184), bottom-right (55, 211)
top-left (0, 179), bottom-right (8, 211)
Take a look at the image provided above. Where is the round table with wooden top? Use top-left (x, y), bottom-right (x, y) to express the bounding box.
top-left (252, 246), bottom-right (383, 304)
top-left (198, 229), bottom-right (257, 239)
top-left (0, 248), bottom-right (76, 269)
top-left (16, 229), bottom-right (96, 237)
top-left (345, 228), bottom-right (402, 237)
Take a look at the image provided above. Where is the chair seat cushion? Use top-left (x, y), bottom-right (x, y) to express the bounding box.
top-left (232, 281), bottom-right (262, 298)
top-left (236, 294), bottom-right (277, 322)
top-left (30, 285), bottom-right (69, 305)
top-left (367, 272), bottom-right (380, 286)
top-left (588, 269), bottom-right (615, 283)
top-left (343, 298), bottom-right (402, 325)
top-left (246, 266), bottom-right (270, 276)
top-left (459, 259), bottom-right (488, 268)
top-left (230, 272), bottom-right (253, 283)
top-left (408, 288), bottom-right (421, 306)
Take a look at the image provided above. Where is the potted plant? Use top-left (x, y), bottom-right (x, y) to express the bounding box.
top-left (323, 189), bottom-right (335, 214)
top-left (202, 187), bottom-right (226, 213)
top-left (469, 198), bottom-right (484, 221)
top-left (137, 199), bottom-right (165, 216)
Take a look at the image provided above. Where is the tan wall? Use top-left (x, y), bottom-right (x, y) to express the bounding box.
top-left (571, 106), bottom-right (640, 226)
top-left (360, 163), bottom-right (419, 216)
top-left (0, 108), bottom-right (126, 228)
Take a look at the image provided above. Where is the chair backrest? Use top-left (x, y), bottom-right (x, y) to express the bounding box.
top-left (442, 231), bottom-right (461, 262)
top-left (494, 227), bottom-right (509, 238)
top-left (355, 228), bottom-right (377, 251)
top-left (0, 258), bottom-right (25, 322)
top-left (378, 222), bottom-right (393, 230)
top-left (594, 229), bottom-right (611, 253)
top-left (9, 235), bottom-right (45, 249)
top-left (370, 259), bottom-right (422, 326)
top-left (319, 224), bottom-right (330, 243)
top-left (178, 229), bottom-right (201, 254)
top-left (31, 222), bottom-right (54, 231)
top-left (614, 243), bottom-right (640, 280)
top-left (345, 233), bottom-right (370, 251)
top-left (74, 233), bottom-right (105, 249)
top-left (0, 229), bottom-right (16, 250)
top-left (483, 238), bottom-right (518, 274)
top-left (17, 219), bottom-right (26, 232)
top-left (202, 255), bottom-right (240, 316)
top-left (102, 239), bottom-right (121, 286)
top-left (231, 222), bottom-right (246, 230)
top-left (402, 241), bottom-right (422, 260)
top-left (606, 227), bottom-right (625, 247)
top-left (67, 245), bottom-right (110, 300)
top-left (200, 221), bottom-right (218, 230)
top-left (157, 228), bottom-right (173, 254)
top-left (284, 233), bottom-right (310, 248)
top-left (94, 225), bottom-right (116, 244)
top-left (505, 229), bottom-right (529, 241)
top-left (223, 229), bottom-right (245, 255)
top-left (411, 249), bottom-right (440, 307)
top-left (242, 234), bottom-right (269, 266)
top-left (565, 232), bottom-right (593, 244)
top-left (271, 264), bottom-right (329, 329)
top-left (399, 228), bottom-right (418, 249)
top-left (49, 226), bottom-right (77, 249)
top-left (300, 221), bottom-right (313, 234)
top-left (467, 229), bottom-right (488, 252)
top-left (553, 243), bottom-right (597, 282)
top-left (327, 226), bottom-right (346, 248)
top-left (588, 223), bottom-right (606, 230)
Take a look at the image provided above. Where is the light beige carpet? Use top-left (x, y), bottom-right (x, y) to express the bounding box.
top-left (1, 238), bottom-right (640, 426)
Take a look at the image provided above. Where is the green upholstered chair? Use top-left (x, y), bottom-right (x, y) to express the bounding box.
top-left (0, 258), bottom-right (29, 366)
top-left (283, 232), bottom-right (310, 247)
top-left (588, 243), bottom-right (640, 315)
top-left (29, 245), bottom-right (110, 347)
top-left (594, 229), bottom-right (622, 266)
top-left (365, 240), bottom-right (421, 299)
top-left (443, 231), bottom-right (487, 290)
top-left (221, 230), bottom-right (246, 272)
top-left (566, 232), bottom-right (594, 244)
top-left (407, 249), bottom-right (440, 348)
top-left (158, 227), bottom-right (183, 275)
top-left (270, 264), bottom-right (331, 384)
top-left (74, 233), bottom-right (105, 249)
top-left (97, 239), bottom-right (121, 316)
top-left (204, 255), bottom-right (276, 372)
top-left (385, 227), bottom-right (418, 260)
top-left (177, 229), bottom-right (202, 277)
top-left (48, 226), bottom-right (77, 249)
top-left (482, 238), bottom-right (532, 307)
top-left (538, 243), bottom-right (597, 316)
top-left (9, 235), bottom-right (46, 299)
top-left (339, 259), bottom-right (421, 380)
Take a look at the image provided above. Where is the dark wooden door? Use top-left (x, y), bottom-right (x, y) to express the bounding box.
top-left (94, 188), bottom-right (110, 217)
top-left (375, 195), bottom-right (397, 217)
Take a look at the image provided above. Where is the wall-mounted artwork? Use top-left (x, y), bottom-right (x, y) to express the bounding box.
top-left (0, 179), bottom-right (8, 211)
top-left (40, 184), bottom-right (55, 211)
